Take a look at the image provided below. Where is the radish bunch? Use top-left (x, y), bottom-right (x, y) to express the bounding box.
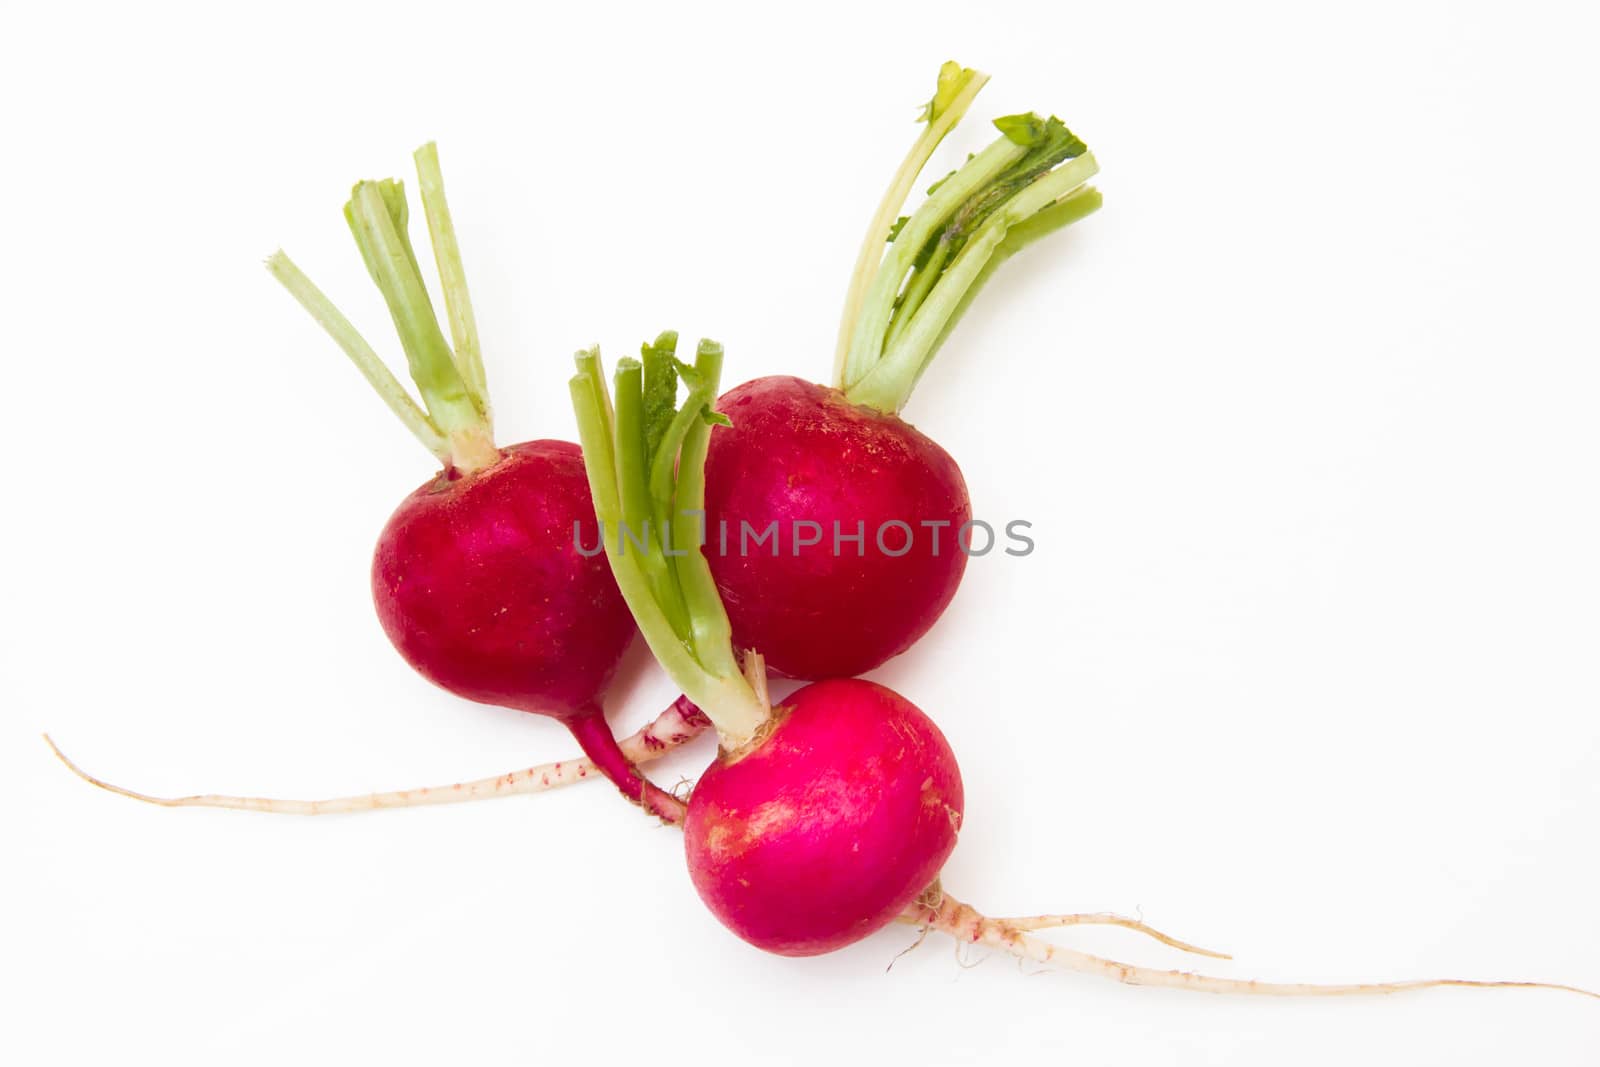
top-left (48, 64), bottom-right (1598, 1004)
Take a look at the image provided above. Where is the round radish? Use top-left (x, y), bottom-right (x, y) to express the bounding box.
top-left (703, 378), bottom-right (969, 679)
top-left (371, 439), bottom-right (632, 718)
top-left (702, 63), bottom-right (1101, 678)
top-left (268, 145), bottom-right (674, 819)
top-left (685, 679), bottom-right (962, 955)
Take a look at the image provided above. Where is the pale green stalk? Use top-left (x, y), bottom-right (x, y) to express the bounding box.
top-left (413, 142), bottom-right (491, 427)
top-left (571, 345), bottom-right (767, 749)
top-left (615, 357), bottom-right (690, 640)
top-left (848, 152), bottom-right (1100, 412)
top-left (830, 67), bottom-right (1104, 414)
top-left (668, 341), bottom-right (741, 680)
top-left (266, 251), bottom-right (450, 461)
top-left (925, 184), bottom-right (1103, 359)
top-left (345, 183), bottom-right (483, 441)
top-left (271, 146), bottom-right (504, 472)
top-left (831, 61), bottom-right (988, 386)
top-left (839, 135), bottom-right (1029, 389)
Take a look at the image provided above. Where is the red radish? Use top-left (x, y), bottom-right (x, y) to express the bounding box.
top-left (703, 379), bottom-right (968, 679)
top-left (570, 335), bottom-right (969, 952)
top-left (265, 145), bottom-right (676, 819)
top-left (370, 439), bottom-right (630, 719)
top-left (684, 679), bottom-right (962, 955)
top-left (703, 62), bottom-right (1101, 678)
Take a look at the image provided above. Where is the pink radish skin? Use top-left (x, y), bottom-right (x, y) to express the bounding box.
top-left (703, 378), bottom-right (970, 680)
top-left (684, 679), bottom-right (963, 956)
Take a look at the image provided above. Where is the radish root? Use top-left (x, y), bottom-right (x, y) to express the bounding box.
top-left (46, 707), bottom-right (1599, 1000)
top-left (907, 888), bottom-right (1600, 1000)
top-left (42, 697), bottom-right (711, 816)
top-left (894, 881), bottom-right (1228, 960)
top-left (1001, 911), bottom-right (1230, 960)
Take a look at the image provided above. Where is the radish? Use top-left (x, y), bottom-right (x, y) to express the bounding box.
top-left (569, 334), bottom-right (966, 954)
top-left (702, 62), bottom-right (1101, 678)
top-left (264, 145), bottom-right (678, 819)
top-left (683, 678), bottom-right (962, 955)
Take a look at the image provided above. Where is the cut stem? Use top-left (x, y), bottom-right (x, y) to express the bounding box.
top-left (266, 251), bottom-right (449, 461)
top-left (848, 152), bottom-right (1099, 413)
top-left (414, 142), bottom-right (491, 428)
top-left (832, 61), bottom-right (988, 386)
top-left (833, 67), bottom-right (1102, 414)
top-left (270, 145), bottom-right (499, 473)
top-left (571, 340), bottom-right (769, 750)
top-left (924, 184), bottom-right (1102, 360)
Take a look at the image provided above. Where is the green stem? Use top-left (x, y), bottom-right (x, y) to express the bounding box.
top-left (270, 146), bottom-right (500, 472)
top-left (669, 341), bottom-right (741, 680)
top-left (345, 180), bottom-right (496, 471)
top-left (831, 61), bottom-right (988, 386)
top-left (413, 142), bottom-right (491, 429)
top-left (884, 234), bottom-right (952, 351)
top-left (925, 184), bottom-right (1103, 361)
top-left (839, 135), bottom-right (1028, 390)
top-left (847, 152), bottom-right (1099, 413)
top-left (266, 251), bottom-right (450, 461)
top-left (616, 358), bottom-right (690, 641)
top-left (832, 69), bottom-right (1103, 413)
top-left (570, 342), bottom-right (768, 750)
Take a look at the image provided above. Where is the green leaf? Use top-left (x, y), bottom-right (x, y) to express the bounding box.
top-left (993, 112), bottom-right (1047, 146)
top-left (886, 215), bottom-right (911, 243)
top-left (925, 169), bottom-right (958, 196)
top-left (917, 60), bottom-right (980, 124)
top-left (700, 408), bottom-right (733, 428)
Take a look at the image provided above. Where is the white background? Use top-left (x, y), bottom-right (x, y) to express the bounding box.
top-left (4, 1), bottom-right (1597, 1063)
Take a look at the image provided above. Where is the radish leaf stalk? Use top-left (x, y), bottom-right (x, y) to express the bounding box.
top-left (265, 253), bottom-right (450, 459)
top-left (570, 338), bottom-right (768, 750)
top-left (831, 60), bottom-right (988, 385)
top-left (835, 67), bottom-right (1100, 413)
top-left (413, 142), bottom-right (490, 425)
top-left (269, 150), bottom-right (497, 473)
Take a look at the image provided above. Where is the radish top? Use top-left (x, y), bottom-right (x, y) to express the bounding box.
top-left (267, 144), bottom-right (500, 474)
top-left (570, 335), bottom-right (772, 751)
top-left (833, 61), bottom-right (1102, 415)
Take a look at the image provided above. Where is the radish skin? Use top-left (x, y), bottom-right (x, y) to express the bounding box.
top-left (684, 679), bottom-right (964, 956)
top-left (703, 377), bottom-right (970, 679)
